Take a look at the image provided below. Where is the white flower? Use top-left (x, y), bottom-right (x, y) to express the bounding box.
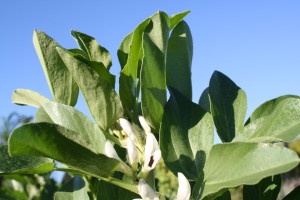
top-left (141, 133), bottom-right (161, 177)
top-left (174, 173), bottom-right (191, 200)
top-left (119, 118), bottom-right (140, 144)
top-left (127, 137), bottom-right (139, 169)
top-left (136, 179), bottom-right (159, 200)
top-left (138, 115), bottom-right (151, 134)
top-left (105, 141), bottom-right (132, 177)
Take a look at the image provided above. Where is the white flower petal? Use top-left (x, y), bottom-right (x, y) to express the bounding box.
top-left (174, 173), bottom-right (191, 200)
top-left (119, 118), bottom-right (139, 141)
top-left (138, 179), bottom-right (159, 200)
top-left (105, 141), bottom-right (121, 162)
top-left (138, 116), bottom-right (151, 134)
top-left (127, 137), bottom-right (139, 168)
top-left (142, 133), bottom-right (161, 175)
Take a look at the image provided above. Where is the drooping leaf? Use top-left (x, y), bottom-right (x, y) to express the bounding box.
top-left (96, 180), bottom-right (139, 200)
top-left (169, 10), bottom-right (191, 29)
top-left (198, 142), bottom-right (299, 199)
top-left (8, 123), bottom-right (120, 178)
top-left (234, 95), bottom-right (300, 143)
top-left (243, 175), bottom-right (281, 200)
top-left (35, 102), bottom-right (107, 154)
top-left (54, 176), bottom-right (89, 200)
top-left (71, 30), bottom-right (112, 69)
top-left (198, 87), bottom-right (210, 113)
top-left (141, 11), bottom-right (169, 131)
top-left (209, 71), bottom-right (247, 142)
top-left (167, 20), bottom-right (193, 100)
top-left (282, 185), bottom-right (300, 200)
top-left (33, 30), bottom-right (79, 106)
top-left (12, 89), bottom-right (50, 108)
top-left (0, 145), bottom-right (54, 174)
top-left (160, 88), bottom-right (214, 180)
top-left (117, 32), bottom-right (133, 70)
top-left (56, 47), bottom-right (123, 130)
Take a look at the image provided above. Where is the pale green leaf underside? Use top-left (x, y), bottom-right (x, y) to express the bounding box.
top-left (12, 89), bottom-right (50, 108)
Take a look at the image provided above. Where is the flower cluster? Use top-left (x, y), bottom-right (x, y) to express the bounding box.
top-left (105, 116), bottom-right (191, 200)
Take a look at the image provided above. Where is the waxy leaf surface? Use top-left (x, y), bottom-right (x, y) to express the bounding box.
top-left (56, 47), bottom-right (123, 130)
top-left (33, 30), bottom-right (79, 106)
top-left (9, 123), bottom-right (120, 178)
top-left (12, 89), bottom-right (50, 108)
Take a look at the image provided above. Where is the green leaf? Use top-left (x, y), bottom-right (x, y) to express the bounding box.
top-left (160, 88), bottom-right (214, 180)
top-left (234, 95), bottom-right (300, 143)
top-left (166, 20), bottom-right (193, 100)
top-left (71, 30), bottom-right (112, 69)
top-left (282, 185), bottom-right (300, 200)
top-left (35, 102), bottom-right (107, 154)
top-left (117, 32), bottom-right (133, 70)
top-left (8, 123), bottom-right (120, 178)
top-left (198, 87), bottom-right (210, 113)
top-left (0, 145), bottom-right (54, 174)
top-left (243, 175), bottom-right (281, 200)
top-left (96, 180), bottom-right (139, 200)
top-left (33, 30), bottom-right (79, 106)
top-left (54, 176), bottom-right (89, 200)
top-left (56, 47), bottom-right (123, 130)
top-left (119, 18), bottom-right (150, 114)
top-left (209, 71), bottom-right (247, 142)
top-left (169, 10), bottom-right (191, 29)
top-left (12, 89), bottom-right (50, 108)
top-left (141, 11), bottom-right (169, 131)
top-left (199, 142), bottom-right (299, 199)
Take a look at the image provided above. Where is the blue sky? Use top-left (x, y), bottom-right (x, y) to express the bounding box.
top-left (1, 1), bottom-right (300, 123)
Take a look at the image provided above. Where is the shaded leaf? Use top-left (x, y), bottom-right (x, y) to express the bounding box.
top-left (0, 145), bottom-right (54, 174)
top-left (8, 123), bottom-right (120, 178)
top-left (160, 88), bottom-right (213, 180)
top-left (96, 180), bottom-right (139, 200)
top-left (167, 20), bottom-right (193, 100)
top-left (54, 176), bottom-right (89, 200)
top-left (33, 30), bottom-right (79, 106)
top-left (243, 175), bottom-right (281, 200)
top-left (12, 89), bottom-right (50, 108)
top-left (56, 47), bottom-right (123, 130)
top-left (209, 71), bottom-right (247, 142)
top-left (198, 87), bottom-right (210, 113)
top-left (35, 102), bottom-right (107, 154)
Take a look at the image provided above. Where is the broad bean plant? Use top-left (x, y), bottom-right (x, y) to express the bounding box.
top-left (1, 11), bottom-right (300, 200)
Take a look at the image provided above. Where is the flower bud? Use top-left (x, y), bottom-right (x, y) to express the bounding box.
top-left (174, 173), bottom-right (191, 200)
top-left (127, 137), bottom-right (139, 169)
top-left (138, 179), bottom-right (159, 200)
top-left (138, 115), bottom-right (151, 134)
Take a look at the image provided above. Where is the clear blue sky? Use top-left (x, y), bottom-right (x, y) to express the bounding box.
top-left (1, 1), bottom-right (300, 122)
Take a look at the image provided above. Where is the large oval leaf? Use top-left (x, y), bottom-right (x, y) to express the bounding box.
top-left (0, 145), bottom-right (54, 174)
top-left (209, 71), bottom-right (247, 142)
top-left (33, 30), bottom-right (79, 106)
top-left (141, 11), bottom-right (169, 131)
top-left (198, 142), bottom-right (299, 199)
top-left (167, 20), bottom-right (193, 100)
top-left (56, 47), bottom-right (123, 130)
top-left (55, 176), bottom-right (89, 200)
top-left (35, 102), bottom-right (107, 154)
top-left (12, 89), bottom-right (50, 108)
top-left (234, 95), bottom-right (300, 143)
top-left (8, 123), bottom-right (120, 178)
top-left (160, 88), bottom-right (213, 180)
